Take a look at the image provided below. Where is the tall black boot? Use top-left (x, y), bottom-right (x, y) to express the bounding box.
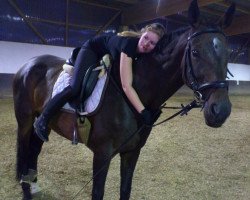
top-left (34, 86), bottom-right (73, 142)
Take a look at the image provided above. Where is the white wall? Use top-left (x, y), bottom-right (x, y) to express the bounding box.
top-left (0, 41), bottom-right (73, 74)
top-left (0, 41), bottom-right (250, 82)
top-left (227, 63), bottom-right (250, 81)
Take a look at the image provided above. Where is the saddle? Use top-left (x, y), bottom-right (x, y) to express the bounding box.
top-left (63, 47), bottom-right (111, 115)
top-left (55, 49), bottom-right (112, 144)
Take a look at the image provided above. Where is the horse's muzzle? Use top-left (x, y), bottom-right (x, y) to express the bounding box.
top-left (203, 93), bottom-right (232, 127)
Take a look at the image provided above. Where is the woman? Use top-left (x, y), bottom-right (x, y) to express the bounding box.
top-left (34, 23), bottom-right (166, 142)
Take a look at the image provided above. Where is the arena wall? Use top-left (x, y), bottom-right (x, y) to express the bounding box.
top-left (1, 75), bottom-right (249, 98)
top-left (0, 41), bottom-right (73, 74)
top-left (0, 42), bottom-right (249, 98)
top-left (176, 81), bottom-right (250, 96)
top-left (0, 41), bottom-right (73, 98)
top-left (0, 73), bottom-right (14, 98)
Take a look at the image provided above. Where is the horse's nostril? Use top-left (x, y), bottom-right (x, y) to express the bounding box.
top-left (211, 103), bottom-right (219, 116)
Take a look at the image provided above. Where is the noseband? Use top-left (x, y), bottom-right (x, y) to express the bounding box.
top-left (184, 29), bottom-right (229, 103)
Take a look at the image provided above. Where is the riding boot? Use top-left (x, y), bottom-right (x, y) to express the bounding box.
top-left (34, 86), bottom-right (73, 142)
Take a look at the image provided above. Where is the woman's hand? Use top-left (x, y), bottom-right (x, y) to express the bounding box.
top-left (140, 108), bottom-right (162, 126)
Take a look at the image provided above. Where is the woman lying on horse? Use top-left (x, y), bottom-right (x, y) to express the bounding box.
top-left (34, 23), bottom-right (166, 142)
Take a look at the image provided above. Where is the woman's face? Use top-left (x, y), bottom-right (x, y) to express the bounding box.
top-left (137, 31), bottom-right (160, 53)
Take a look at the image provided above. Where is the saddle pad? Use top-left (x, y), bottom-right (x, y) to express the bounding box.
top-left (52, 70), bottom-right (107, 115)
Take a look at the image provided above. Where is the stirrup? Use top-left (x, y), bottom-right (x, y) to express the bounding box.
top-left (72, 128), bottom-right (78, 145)
top-left (79, 115), bottom-right (85, 124)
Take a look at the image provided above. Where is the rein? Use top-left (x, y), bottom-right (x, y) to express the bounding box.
top-left (153, 100), bottom-right (201, 127)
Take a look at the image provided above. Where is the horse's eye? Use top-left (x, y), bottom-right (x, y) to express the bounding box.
top-left (192, 49), bottom-right (199, 57)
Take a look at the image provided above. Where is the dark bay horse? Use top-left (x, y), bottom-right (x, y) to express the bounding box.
top-left (13, 1), bottom-right (234, 199)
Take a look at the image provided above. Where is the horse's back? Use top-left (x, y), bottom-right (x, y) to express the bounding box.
top-left (13, 55), bottom-right (65, 113)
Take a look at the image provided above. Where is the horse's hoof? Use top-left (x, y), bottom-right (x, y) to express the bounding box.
top-left (22, 194), bottom-right (32, 200)
top-left (23, 198), bottom-right (32, 200)
top-left (30, 182), bottom-right (42, 194)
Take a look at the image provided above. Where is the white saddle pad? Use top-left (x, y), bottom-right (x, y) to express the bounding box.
top-left (52, 70), bottom-right (107, 115)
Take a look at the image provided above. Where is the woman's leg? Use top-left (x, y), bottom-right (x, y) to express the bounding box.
top-left (70, 48), bottom-right (98, 95)
top-left (34, 48), bottom-right (98, 142)
top-left (33, 86), bottom-right (73, 141)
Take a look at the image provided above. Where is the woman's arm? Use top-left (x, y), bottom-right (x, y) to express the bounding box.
top-left (120, 52), bottom-right (144, 113)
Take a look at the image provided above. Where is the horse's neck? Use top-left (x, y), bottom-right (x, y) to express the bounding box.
top-left (136, 32), bottom-right (189, 109)
top-left (160, 31), bottom-right (189, 65)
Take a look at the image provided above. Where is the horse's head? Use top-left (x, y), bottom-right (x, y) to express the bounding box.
top-left (182, 0), bottom-right (235, 127)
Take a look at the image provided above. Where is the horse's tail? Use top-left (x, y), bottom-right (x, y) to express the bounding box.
top-left (13, 71), bottom-right (31, 181)
top-left (13, 62), bottom-right (38, 181)
top-left (16, 129), bottom-right (27, 181)
top-left (14, 55), bottom-right (64, 181)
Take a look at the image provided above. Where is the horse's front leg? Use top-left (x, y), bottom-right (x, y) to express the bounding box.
top-left (120, 149), bottom-right (141, 200)
top-left (92, 146), bottom-right (112, 200)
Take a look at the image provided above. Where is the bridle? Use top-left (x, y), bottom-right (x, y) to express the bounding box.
top-left (184, 29), bottom-right (229, 104)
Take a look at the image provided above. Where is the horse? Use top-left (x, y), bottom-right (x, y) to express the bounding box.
top-left (13, 0), bottom-right (234, 199)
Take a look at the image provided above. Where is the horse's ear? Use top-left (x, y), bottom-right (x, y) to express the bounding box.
top-left (188, 0), bottom-right (200, 27)
top-left (217, 3), bottom-right (236, 29)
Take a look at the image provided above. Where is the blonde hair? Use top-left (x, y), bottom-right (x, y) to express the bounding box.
top-left (118, 23), bottom-right (166, 39)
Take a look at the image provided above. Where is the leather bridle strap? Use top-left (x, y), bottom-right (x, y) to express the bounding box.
top-left (184, 29), bottom-right (229, 102)
top-left (198, 81), bottom-right (229, 91)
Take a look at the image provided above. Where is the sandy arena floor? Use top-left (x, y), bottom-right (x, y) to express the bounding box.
top-left (0, 95), bottom-right (249, 200)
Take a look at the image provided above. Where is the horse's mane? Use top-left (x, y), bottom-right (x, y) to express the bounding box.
top-left (155, 20), bottom-right (222, 55)
top-left (155, 26), bottom-right (190, 54)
